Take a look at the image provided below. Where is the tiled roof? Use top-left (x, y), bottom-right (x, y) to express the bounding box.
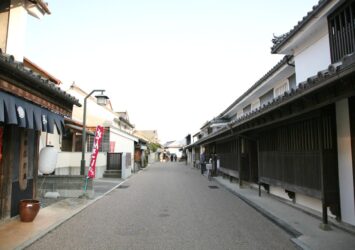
top-left (0, 52), bottom-right (81, 107)
top-left (271, 0), bottom-right (331, 53)
top-left (196, 52), bottom-right (355, 145)
top-left (218, 55), bottom-right (290, 118)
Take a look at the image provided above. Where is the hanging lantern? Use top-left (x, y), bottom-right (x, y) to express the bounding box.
top-left (39, 145), bottom-right (58, 174)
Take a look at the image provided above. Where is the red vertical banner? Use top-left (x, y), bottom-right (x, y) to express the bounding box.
top-left (109, 141), bottom-right (115, 153)
top-left (88, 125), bottom-right (104, 179)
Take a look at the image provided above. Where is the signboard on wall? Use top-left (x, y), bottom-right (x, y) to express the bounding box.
top-left (126, 153), bottom-right (131, 169)
top-left (109, 141), bottom-right (115, 153)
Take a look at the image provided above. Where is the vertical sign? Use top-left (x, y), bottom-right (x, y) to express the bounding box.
top-left (88, 125), bottom-right (104, 179)
top-left (109, 141), bottom-right (115, 153)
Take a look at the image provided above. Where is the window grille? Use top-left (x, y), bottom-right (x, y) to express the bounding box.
top-left (259, 89), bottom-right (274, 107)
top-left (251, 100), bottom-right (260, 111)
top-left (243, 104), bottom-right (251, 115)
top-left (328, 1), bottom-right (355, 63)
top-left (87, 127), bottom-right (110, 152)
top-left (274, 81), bottom-right (289, 97)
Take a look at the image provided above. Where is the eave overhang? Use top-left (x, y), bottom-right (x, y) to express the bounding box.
top-left (196, 53), bottom-right (355, 146)
top-left (0, 53), bottom-right (81, 114)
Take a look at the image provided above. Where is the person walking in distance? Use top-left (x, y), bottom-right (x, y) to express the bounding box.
top-left (200, 151), bottom-right (206, 175)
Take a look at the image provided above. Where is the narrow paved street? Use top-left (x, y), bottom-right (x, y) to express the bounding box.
top-left (27, 163), bottom-right (296, 250)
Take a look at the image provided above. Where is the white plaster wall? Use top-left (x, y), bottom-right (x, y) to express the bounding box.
top-left (167, 148), bottom-right (182, 158)
top-left (67, 89), bottom-right (117, 127)
top-left (294, 34), bottom-right (331, 84)
top-left (295, 194), bottom-right (322, 213)
top-left (336, 99), bottom-right (355, 225)
top-left (270, 186), bottom-right (324, 214)
top-left (6, 0), bottom-right (27, 61)
top-left (269, 186), bottom-right (293, 202)
top-left (109, 129), bottom-right (135, 154)
top-left (187, 150), bottom-right (192, 164)
top-left (39, 131), bottom-right (61, 153)
top-left (148, 152), bottom-right (158, 163)
top-left (109, 130), bottom-right (135, 179)
top-left (122, 152), bottom-right (132, 179)
top-left (54, 152), bottom-right (107, 178)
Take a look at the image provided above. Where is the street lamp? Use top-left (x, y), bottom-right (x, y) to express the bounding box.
top-left (80, 89), bottom-right (109, 175)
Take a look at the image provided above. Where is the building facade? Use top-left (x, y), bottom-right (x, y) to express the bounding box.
top-left (0, 0), bottom-right (80, 220)
top-left (191, 0), bottom-right (355, 227)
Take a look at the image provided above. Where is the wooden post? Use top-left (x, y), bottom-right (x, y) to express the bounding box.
top-left (1, 126), bottom-right (14, 219)
top-left (318, 116), bottom-right (331, 230)
top-left (33, 131), bottom-right (40, 200)
top-left (72, 132), bottom-right (76, 152)
top-left (257, 140), bottom-right (261, 197)
top-left (239, 137), bottom-right (243, 188)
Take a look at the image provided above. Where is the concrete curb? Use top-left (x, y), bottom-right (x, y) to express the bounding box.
top-left (211, 177), bottom-right (310, 250)
top-left (17, 179), bottom-right (128, 250)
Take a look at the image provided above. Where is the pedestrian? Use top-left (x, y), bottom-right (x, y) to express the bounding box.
top-left (170, 154), bottom-right (174, 162)
top-left (200, 151), bottom-right (206, 174)
top-left (174, 154), bottom-right (177, 162)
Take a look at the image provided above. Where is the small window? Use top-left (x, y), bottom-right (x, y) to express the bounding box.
top-left (328, 1), bottom-right (355, 63)
top-left (251, 100), bottom-right (260, 111)
top-left (288, 74), bottom-right (296, 90)
top-left (274, 81), bottom-right (289, 97)
top-left (243, 104), bottom-right (251, 114)
top-left (260, 89), bottom-right (274, 107)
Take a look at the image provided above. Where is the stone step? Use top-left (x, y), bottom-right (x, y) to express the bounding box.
top-left (103, 170), bottom-right (121, 178)
top-left (104, 170), bottom-right (121, 174)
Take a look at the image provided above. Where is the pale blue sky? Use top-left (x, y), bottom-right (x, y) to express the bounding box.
top-left (26, 0), bottom-right (319, 143)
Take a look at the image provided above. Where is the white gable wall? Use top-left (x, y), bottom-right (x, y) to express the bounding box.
top-left (294, 33), bottom-right (331, 84)
top-left (6, 1), bottom-right (28, 62)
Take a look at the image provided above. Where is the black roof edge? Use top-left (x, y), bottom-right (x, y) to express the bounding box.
top-left (0, 52), bottom-right (81, 107)
top-left (271, 0), bottom-right (332, 53)
top-left (195, 52), bottom-right (355, 146)
top-left (217, 55), bottom-right (290, 118)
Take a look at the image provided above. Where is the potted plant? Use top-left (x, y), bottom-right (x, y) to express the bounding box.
top-left (19, 199), bottom-right (40, 222)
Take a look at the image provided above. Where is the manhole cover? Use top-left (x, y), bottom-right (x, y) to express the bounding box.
top-left (117, 185), bottom-right (129, 189)
top-left (208, 186), bottom-right (219, 189)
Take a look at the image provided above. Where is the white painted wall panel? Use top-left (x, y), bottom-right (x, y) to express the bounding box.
top-left (336, 99), bottom-right (355, 225)
top-left (6, 1), bottom-right (27, 61)
top-left (294, 34), bottom-right (331, 84)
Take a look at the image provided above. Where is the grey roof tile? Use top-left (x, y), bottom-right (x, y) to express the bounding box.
top-left (0, 52), bottom-right (81, 107)
top-left (271, 0), bottom-right (331, 53)
top-left (196, 52), bottom-right (355, 145)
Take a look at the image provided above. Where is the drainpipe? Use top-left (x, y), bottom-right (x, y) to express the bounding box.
top-left (286, 55), bottom-right (295, 67)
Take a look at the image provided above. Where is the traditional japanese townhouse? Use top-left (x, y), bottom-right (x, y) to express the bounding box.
top-left (66, 84), bottom-right (138, 179)
top-left (133, 130), bottom-right (161, 163)
top-left (0, 0), bottom-right (80, 221)
top-left (163, 140), bottom-right (186, 160)
top-left (193, 0), bottom-right (355, 228)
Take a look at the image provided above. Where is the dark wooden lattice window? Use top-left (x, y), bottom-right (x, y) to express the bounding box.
top-left (216, 139), bottom-right (239, 171)
top-left (328, 0), bottom-right (355, 63)
top-left (243, 104), bottom-right (251, 114)
top-left (87, 127), bottom-right (110, 152)
top-left (258, 107), bottom-right (337, 197)
top-left (259, 89), bottom-right (274, 107)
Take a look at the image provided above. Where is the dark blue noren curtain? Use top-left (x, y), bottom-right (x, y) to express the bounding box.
top-left (0, 91), bottom-right (64, 134)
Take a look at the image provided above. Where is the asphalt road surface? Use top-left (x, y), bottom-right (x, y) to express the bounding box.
top-left (27, 162), bottom-right (296, 250)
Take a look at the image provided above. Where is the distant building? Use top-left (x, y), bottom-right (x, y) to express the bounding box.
top-left (163, 140), bottom-right (186, 159)
top-left (134, 130), bottom-right (160, 144)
